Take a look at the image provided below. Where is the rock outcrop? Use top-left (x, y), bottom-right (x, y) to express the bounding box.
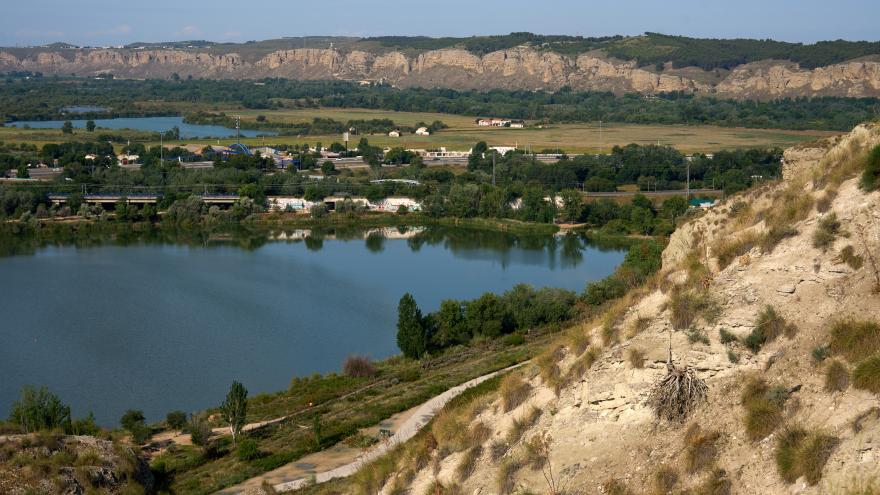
top-left (3, 45), bottom-right (880, 98)
top-left (345, 123), bottom-right (880, 495)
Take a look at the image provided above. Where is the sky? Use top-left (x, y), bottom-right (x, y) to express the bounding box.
top-left (2, 0), bottom-right (879, 47)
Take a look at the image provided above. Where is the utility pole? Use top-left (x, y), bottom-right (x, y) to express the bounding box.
top-left (160, 132), bottom-right (163, 166)
top-left (686, 160), bottom-right (690, 201)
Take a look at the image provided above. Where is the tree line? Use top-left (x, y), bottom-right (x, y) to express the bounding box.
top-left (2, 77), bottom-right (877, 131)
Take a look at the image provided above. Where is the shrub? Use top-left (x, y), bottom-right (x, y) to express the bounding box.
top-left (627, 348), bottom-right (645, 369)
top-left (237, 438), bottom-right (262, 461)
top-left (120, 409), bottom-right (145, 432)
top-left (629, 315), bottom-right (652, 336)
top-left (852, 355), bottom-right (880, 394)
top-left (829, 320), bottom-right (880, 362)
top-left (815, 190), bottom-right (836, 213)
top-left (684, 425), bottom-right (721, 473)
top-left (602, 479), bottom-right (635, 495)
top-left (741, 377), bottom-right (787, 440)
top-left (836, 245), bottom-right (865, 270)
top-left (719, 328), bottom-right (738, 344)
top-left (502, 333), bottom-right (525, 346)
top-left (745, 305), bottom-right (792, 352)
top-left (812, 343), bottom-right (831, 363)
top-left (824, 360), bottom-right (850, 392)
top-left (775, 426), bottom-right (838, 485)
top-left (860, 144), bottom-right (880, 191)
top-left (166, 411), bottom-right (187, 430)
top-left (130, 423), bottom-right (152, 444)
top-left (668, 287), bottom-right (718, 330)
top-left (601, 321), bottom-right (620, 346)
top-left (813, 213), bottom-right (841, 251)
top-left (499, 373), bottom-right (532, 412)
top-left (188, 414), bottom-right (212, 447)
top-left (761, 225), bottom-right (799, 253)
top-left (727, 350), bottom-right (740, 363)
top-left (342, 355), bottom-right (377, 378)
top-left (687, 329), bottom-right (710, 345)
top-left (9, 385), bottom-right (71, 433)
top-left (567, 329), bottom-right (590, 355)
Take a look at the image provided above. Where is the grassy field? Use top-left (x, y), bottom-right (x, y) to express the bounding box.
top-left (196, 107), bottom-right (839, 154)
top-left (1, 106), bottom-right (838, 155)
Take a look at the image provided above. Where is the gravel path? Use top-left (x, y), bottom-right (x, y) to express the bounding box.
top-left (216, 363), bottom-right (522, 494)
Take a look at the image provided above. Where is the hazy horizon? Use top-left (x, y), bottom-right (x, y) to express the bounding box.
top-left (2, 0), bottom-right (879, 47)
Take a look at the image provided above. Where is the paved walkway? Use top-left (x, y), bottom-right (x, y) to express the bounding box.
top-left (216, 364), bottom-right (523, 494)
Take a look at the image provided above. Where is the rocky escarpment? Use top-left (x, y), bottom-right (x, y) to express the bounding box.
top-left (324, 123), bottom-right (880, 495)
top-left (3, 46), bottom-right (880, 98)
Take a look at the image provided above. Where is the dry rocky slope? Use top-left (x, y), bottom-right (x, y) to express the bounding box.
top-left (327, 123), bottom-right (880, 495)
top-left (0, 434), bottom-right (154, 494)
top-left (3, 46), bottom-right (880, 98)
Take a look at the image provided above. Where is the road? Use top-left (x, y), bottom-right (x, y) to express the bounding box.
top-left (215, 363), bottom-right (524, 494)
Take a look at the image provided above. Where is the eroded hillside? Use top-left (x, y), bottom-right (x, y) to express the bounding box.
top-left (2, 46), bottom-right (880, 99)
top-left (327, 123), bottom-right (880, 495)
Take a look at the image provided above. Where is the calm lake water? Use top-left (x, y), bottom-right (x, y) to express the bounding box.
top-left (0, 227), bottom-right (624, 425)
top-left (8, 116), bottom-right (277, 139)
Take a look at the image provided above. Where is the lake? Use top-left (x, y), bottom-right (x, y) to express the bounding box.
top-left (0, 227), bottom-right (624, 425)
top-left (8, 116), bottom-right (277, 139)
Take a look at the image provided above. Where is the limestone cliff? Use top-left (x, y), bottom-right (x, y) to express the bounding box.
top-left (3, 45), bottom-right (880, 98)
top-left (327, 123), bottom-right (880, 495)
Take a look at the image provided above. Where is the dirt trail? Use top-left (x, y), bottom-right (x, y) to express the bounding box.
top-left (215, 364), bottom-right (523, 494)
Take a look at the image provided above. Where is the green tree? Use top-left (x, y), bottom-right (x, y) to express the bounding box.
top-left (321, 160), bottom-right (336, 175)
top-left (85, 120), bottom-right (96, 132)
top-left (220, 380), bottom-right (248, 444)
top-left (431, 299), bottom-right (467, 348)
top-left (397, 293), bottom-right (427, 359)
top-left (661, 196), bottom-right (688, 226)
top-left (9, 385), bottom-right (71, 433)
top-left (61, 120), bottom-right (73, 134)
top-left (120, 409), bottom-right (145, 431)
top-left (559, 189), bottom-right (584, 222)
top-left (188, 413), bottom-right (212, 447)
top-left (166, 410), bottom-right (187, 430)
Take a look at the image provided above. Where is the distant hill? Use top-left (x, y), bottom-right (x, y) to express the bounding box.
top-left (3, 32), bottom-right (880, 99)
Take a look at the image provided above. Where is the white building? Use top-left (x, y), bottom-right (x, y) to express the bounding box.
top-left (510, 121), bottom-right (525, 129)
top-left (415, 127), bottom-right (430, 136)
top-left (269, 197), bottom-right (315, 212)
top-left (372, 197), bottom-right (422, 212)
top-left (490, 146), bottom-right (518, 156)
top-left (388, 130), bottom-right (401, 137)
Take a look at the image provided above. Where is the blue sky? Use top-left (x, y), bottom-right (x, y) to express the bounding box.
top-left (3, 0), bottom-right (878, 47)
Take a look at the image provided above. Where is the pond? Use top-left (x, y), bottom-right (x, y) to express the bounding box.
top-left (7, 116), bottom-right (277, 139)
top-left (0, 226), bottom-right (625, 425)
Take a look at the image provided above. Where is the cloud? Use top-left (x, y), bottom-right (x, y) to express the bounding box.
top-left (87, 24), bottom-right (132, 37)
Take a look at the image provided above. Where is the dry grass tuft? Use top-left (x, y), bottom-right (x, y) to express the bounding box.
top-left (627, 348), bottom-right (645, 369)
top-left (813, 212), bottom-right (842, 251)
top-left (499, 373), bottom-right (532, 413)
top-left (602, 479), bottom-right (636, 495)
top-left (815, 189), bottom-right (837, 213)
top-left (455, 445), bottom-right (482, 482)
top-left (668, 286), bottom-right (719, 330)
top-left (714, 230), bottom-right (760, 270)
top-left (648, 364), bottom-right (708, 422)
top-left (852, 355), bottom-right (880, 394)
top-left (824, 359), bottom-right (850, 392)
top-left (536, 345), bottom-right (565, 395)
top-left (496, 457), bottom-right (523, 494)
top-left (741, 376), bottom-right (787, 441)
top-left (629, 315), bottom-right (652, 337)
top-left (566, 328), bottom-right (590, 356)
top-left (507, 407), bottom-right (541, 446)
top-left (684, 424), bottom-right (721, 473)
top-left (829, 319), bottom-right (880, 362)
top-left (698, 468), bottom-right (733, 495)
top-left (651, 465), bottom-right (679, 495)
top-left (775, 426), bottom-right (838, 485)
